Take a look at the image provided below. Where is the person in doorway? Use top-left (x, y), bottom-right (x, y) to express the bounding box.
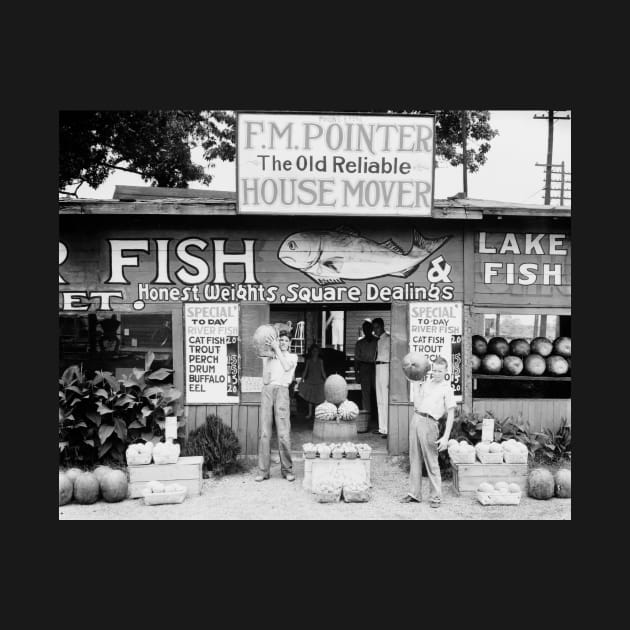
top-left (371, 317), bottom-right (390, 439)
top-left (151, 319), bottom-right (172, 347)
top-left (354, 320), bottom-right (377, 419)
top-left (256, 330), bottom-right (298, 483)
top-left (401, 356), bottom-right (456, 508)
top-left (297, 344), bottom-right (327, 420)
top-left (98, 314), bottom-right (120, 353)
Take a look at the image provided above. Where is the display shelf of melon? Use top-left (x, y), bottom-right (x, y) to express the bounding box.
top-left (447, 440), bottom-right (476, 464)
top-left (475, 441), bottom-right (504, 464)
top-left (331, 444), bottom-right (345, 459)
top-left (342, 442), bottom-right (358, 459)
top-left (126, 441), bottom-right (154, 466)
top-left (152, 440), bottom-right (181, 465)
top-left (316, 443), bottom-right (332, 459)
top-left (356, 443), bottom-right (372, 460)
top-left (502, 439), bottom-right (529, 463)
top-left (142, 480), bottom-right (187, 505)
top-left (476, 481), bottom-right (522, 505)
top-left (302, 443), bottom-right (317, 459)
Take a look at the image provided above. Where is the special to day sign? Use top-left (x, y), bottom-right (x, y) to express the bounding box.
top-left (237, 112), bottom-right (435, 216)
top-left (409, 301), bottom-right (463, 402)
top-left (184, 303), bottom-right (239, 404)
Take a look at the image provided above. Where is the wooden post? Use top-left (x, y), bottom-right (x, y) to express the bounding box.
top-left (462, 111), bottom-right (468, 197)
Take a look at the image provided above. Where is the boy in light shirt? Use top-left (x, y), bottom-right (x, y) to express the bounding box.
top-left (401, 356), bottom-right (456, 508)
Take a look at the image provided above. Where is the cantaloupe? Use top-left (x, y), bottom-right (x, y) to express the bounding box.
top-left (459, 440), bottom-right (469, 448)
top-left (508, 483), bottom-right (521, 494)
top-left (554, 468), bottom-right (571, 498)
top-left (74, 472), bottom-right (100, 504)
top-left (478, 482), bottom-right (494, 492)
top-left (489, 442), bottom-right (503, 453)
top-left (146, 480), bottom-right (166, 493)
top-left (324, 374), bottom-right (348, 405)
top-left (494, 482), bottom-right (509, 493)
top-left (527, 468), bottom-right (555, 500)
top-left (314, 401), bottom-right (338, 421)
top-left (100, 469), bottom-right (129, 503)
top-left (59, 473), bottom-right (73, 506)
top-left (475, 442), bottom-right (491, 453)
top-left (447, 439), bottom-right (459, 448)
top-left (253, 324), bottom-right (277, 357)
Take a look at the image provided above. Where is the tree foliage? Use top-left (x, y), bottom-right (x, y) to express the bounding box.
top-left (59, 109), bottom-right (495, 196)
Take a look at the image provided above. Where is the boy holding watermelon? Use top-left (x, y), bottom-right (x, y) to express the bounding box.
top-left (401, 356), bottom-right (456, 508)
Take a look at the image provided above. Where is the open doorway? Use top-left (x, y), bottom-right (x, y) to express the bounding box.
top-left (269, 304), bottom-right (391, 452)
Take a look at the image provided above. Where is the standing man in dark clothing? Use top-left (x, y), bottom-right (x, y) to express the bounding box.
top-left (99, 314), bottom-right (121, 353)
top-left (354, 320), bottom-right (377, 419)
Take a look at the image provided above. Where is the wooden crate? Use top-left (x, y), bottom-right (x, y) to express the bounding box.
top-left (451, 462), bottom-right (528, 496)
top-left (303, 457), bottom-right (371, 492)
top-left (128, 456), bottom-right (203, 499)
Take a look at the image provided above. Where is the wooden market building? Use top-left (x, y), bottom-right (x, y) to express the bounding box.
top-left (59, 185), bottom-right (571, 456)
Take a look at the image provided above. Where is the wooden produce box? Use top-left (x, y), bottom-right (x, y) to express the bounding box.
top-left (451, 462), bottom-right (528, 496)
top-left (303, 457), bottom-right (371, 492)
top-left (128, 456), bottom-right (203, 499)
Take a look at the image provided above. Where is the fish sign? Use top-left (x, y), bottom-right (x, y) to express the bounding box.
top-left (278, 226), bottom-right (450, 285)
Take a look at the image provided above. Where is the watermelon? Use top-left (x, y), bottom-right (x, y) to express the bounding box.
top-left (552, 336), bottom-right (571, 358)
top-left (324, 374), bottom-right (348, 405)
top-left (554, 468), bottom-right (571, 498)
top-left (481, 353), bottom-right (502, 374)
top-left (487, 337), bottom-right (509, 357)
top-left (546, 355), bottom-right (569, 376)
top-left (527, 468), bottom-right (555, 500)
top-left (401, 352), bottom-right (431, 381)
top-left (337, 399), bottom-right (359, 421)
top-left (59, 473), bottom-right (73, 506)
top-left (502, 355), bottom-right (523, 375)
top-left (471, 355), bottom-right (481, 372)
top-left (566, 358), bottom-right (571, 374)
top-left (314, 401), bottom-right (338, 421)
top-left (100, 469), bottom-right (129, 503)
top-left (530, 337), bottom-right (553, 357)
top-left (253, 324), bottom-right (277, 358)
top-left (93, 465), bottom-right (113, 483)
top-left (524, 353), bottom-right (546, 376)
top-left (74, 472), bottom-right (100, 504)
top-left (65, 467), bottom-right (83, 484)
top-left (472, 335), bottom-right (488, 357)
top-left (508, 338), bottom-right (530, 358)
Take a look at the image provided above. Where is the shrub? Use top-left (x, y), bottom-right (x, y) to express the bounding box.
top-left (181, 415), bottom-right (242, 477)
top-left (59, 352), bottom-right (184, 468)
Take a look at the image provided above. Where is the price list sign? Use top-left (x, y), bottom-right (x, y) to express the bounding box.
top-left (409, 301), bottom-right (463, 403)
top-left (184, 303), bottom-right (240, 404)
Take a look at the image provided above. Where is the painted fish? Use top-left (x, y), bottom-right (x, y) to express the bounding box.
top-left (278, 227), bottom-right (451, 285)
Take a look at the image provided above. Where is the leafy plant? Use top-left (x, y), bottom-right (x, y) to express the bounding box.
top-left (181, 415), bottom-right (242, 477)
top-left (59, 351), bottom-right (183, 467)
top-left (532, 417), bottom-right (571, 463)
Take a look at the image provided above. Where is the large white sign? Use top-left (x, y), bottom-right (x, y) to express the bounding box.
top-left (237, 112), bottom-right (435, 216)
top-left (409, 301), bottom-right (463, 403)
top-left (184, 303), bottom-right (239, 404)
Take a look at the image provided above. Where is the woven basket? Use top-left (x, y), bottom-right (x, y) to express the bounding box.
top-left (342, 488), bottom-right (370, 503)
top-left (358, 450), bottom-right (371, 460)
top-left (448, 448), bottom-right (476, 464)
top-left (313, 489), bottom-right (342, 503)
top-left (503, 450), bottom-right (528, 464)
top-left (142, 489), bottom-right (187, 505)
top-left (476, 451), bottom-right (504, 464)
top-left (356, 411), bottom-right (369, 433)
top-left (303, 451), bottom-right (317, 459)
top-left (126, 452), bottom-right (152, 466)
top-left (332, 451), bottom-right (344, 460)
top-left (476, 490), bottom-right (521, 506)
top-left (345, 451), bottom-right (358, 460)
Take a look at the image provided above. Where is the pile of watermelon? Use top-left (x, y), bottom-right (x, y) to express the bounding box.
top-left (528, 467), bottom-right (571, 499)
top-left (59, 465), bottom-right (129, 506)
top-left (314, 375), bottom-right (360, 422)
top-left (472, 335), bottom-right (571, 377)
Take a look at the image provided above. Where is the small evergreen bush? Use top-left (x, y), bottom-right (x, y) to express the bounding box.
top-left (181, 415), bottom-right (242, 477)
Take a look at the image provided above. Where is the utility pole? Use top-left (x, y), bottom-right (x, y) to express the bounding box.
top-left (534, 110), bottom-right (571, 204)
top-left (461, 110), bottom-right (468, 197)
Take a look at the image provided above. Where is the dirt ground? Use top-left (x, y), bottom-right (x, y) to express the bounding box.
top-left (59, 456), bottom-right (571, 521)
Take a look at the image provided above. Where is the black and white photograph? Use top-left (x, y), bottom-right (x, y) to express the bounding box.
top-left (58, 109), bottom-right (571, 520)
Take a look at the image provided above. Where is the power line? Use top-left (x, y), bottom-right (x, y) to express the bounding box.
top-left (534, 111), bottom-right (571, 205)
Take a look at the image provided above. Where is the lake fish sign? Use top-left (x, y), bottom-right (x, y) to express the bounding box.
top-left (278, 226), bottom-right (450, 285)
top-left (237, 112), bottom-right (435, 216)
